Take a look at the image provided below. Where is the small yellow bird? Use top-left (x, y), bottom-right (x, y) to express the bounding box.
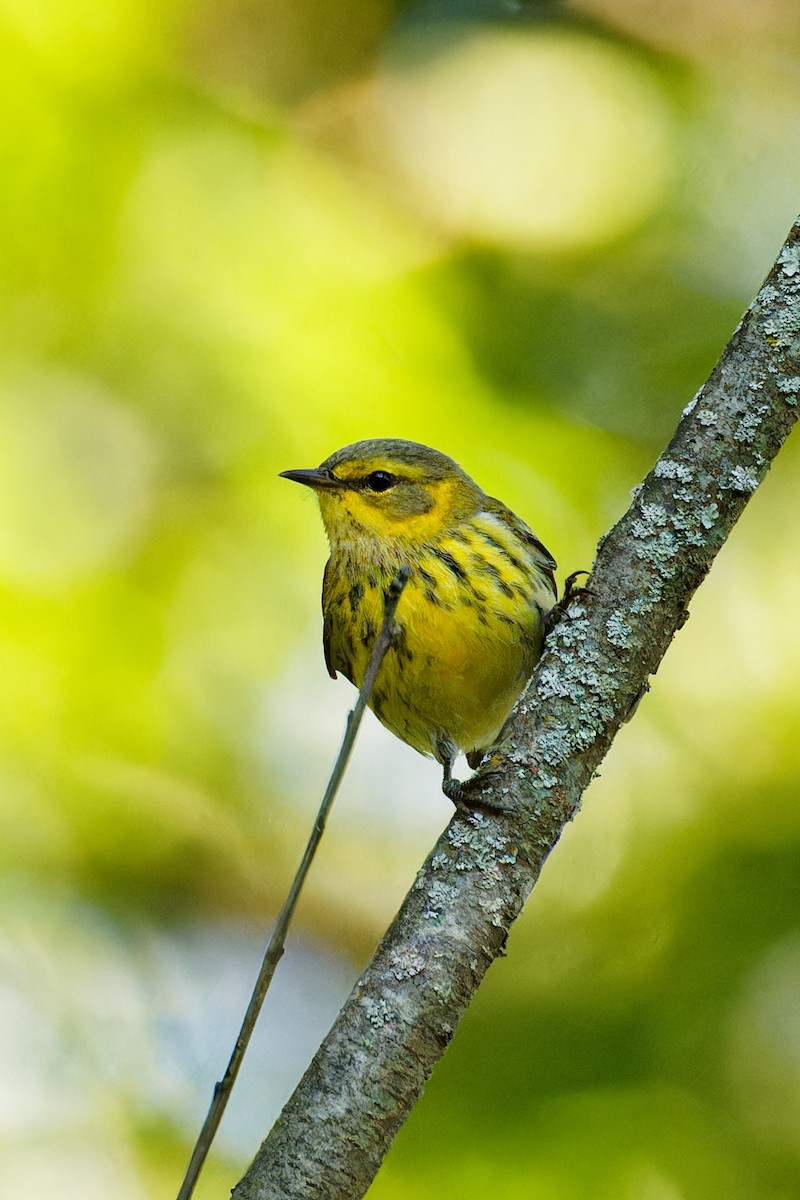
top-left (281, 439), bottom-right (557, 799)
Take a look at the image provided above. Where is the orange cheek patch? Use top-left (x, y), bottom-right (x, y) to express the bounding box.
top-left (398, 481), bottom-right (452, 540)
top-left (337, 484), bottom-right (449, 541)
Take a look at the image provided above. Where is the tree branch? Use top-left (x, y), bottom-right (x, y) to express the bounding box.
top-left (232, 218), bottom-right (800, 1200)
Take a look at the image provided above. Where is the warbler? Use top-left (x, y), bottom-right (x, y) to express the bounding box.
top-left (281, 439), bottom-right (557, 798)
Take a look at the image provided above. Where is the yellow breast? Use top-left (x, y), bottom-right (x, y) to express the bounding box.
top-left (323, 524), bottom-right (547, 764)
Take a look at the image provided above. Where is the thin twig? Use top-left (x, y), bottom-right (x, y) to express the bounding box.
top-left (176, 566), bottom-right (411, 1200)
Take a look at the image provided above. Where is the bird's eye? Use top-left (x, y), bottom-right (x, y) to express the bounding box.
top-left (365, 470), bottom-right (395, 492)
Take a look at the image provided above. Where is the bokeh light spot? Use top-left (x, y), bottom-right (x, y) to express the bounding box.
top-left (0, 371), bottom-right (155, 587)
top-left (376, 27), bottom-right (675, 250)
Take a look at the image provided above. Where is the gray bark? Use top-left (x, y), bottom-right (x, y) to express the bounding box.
top-left (233, 218), bottom-right (800, 1200)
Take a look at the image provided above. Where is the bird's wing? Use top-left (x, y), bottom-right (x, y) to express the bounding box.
top-left (483, 494), bottom-right (558, 593)
top-left (321, 558), bottom-right (338, 680)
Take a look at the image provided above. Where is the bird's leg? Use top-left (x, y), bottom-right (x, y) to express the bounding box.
top-left (441, 764), bottom-right (474, 816)
top-left (441, 758), bottom-right (461, 802)
top-left (440, 753), bottom-right (478, 815)
top-left (438, 736), bottom-right (513, 815)
top-left (441, 759), bottom-right (514, 816)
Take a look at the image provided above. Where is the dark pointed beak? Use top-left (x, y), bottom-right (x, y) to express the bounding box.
top-left (279, 467), bottom-right (342, 490)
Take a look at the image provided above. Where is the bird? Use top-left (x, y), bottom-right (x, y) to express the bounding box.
top-left (280, 438), bottom-right (557, 802)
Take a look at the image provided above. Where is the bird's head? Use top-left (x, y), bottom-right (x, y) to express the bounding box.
top-left (280, 439), bottom-right (483, 547)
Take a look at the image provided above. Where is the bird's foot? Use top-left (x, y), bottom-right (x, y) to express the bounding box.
top-left (442, 768), bottom-right (514, 817)
top-left (545, 569), bottom-right (591, 635)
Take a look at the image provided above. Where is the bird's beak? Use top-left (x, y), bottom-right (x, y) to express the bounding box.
top-left (279, 467), bottom-right (342, 490)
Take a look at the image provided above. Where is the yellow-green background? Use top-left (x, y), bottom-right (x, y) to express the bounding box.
top-left (2, 1), bottom-right (800, 1197)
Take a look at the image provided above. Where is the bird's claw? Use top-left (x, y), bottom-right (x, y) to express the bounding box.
top-left (442, 770), bottom-right (514, 817)
top-left (545, 569), bottom-right (591, 634)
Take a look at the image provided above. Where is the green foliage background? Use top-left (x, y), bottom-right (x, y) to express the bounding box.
top-left (1, 1), bottom-right (799, 1197)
